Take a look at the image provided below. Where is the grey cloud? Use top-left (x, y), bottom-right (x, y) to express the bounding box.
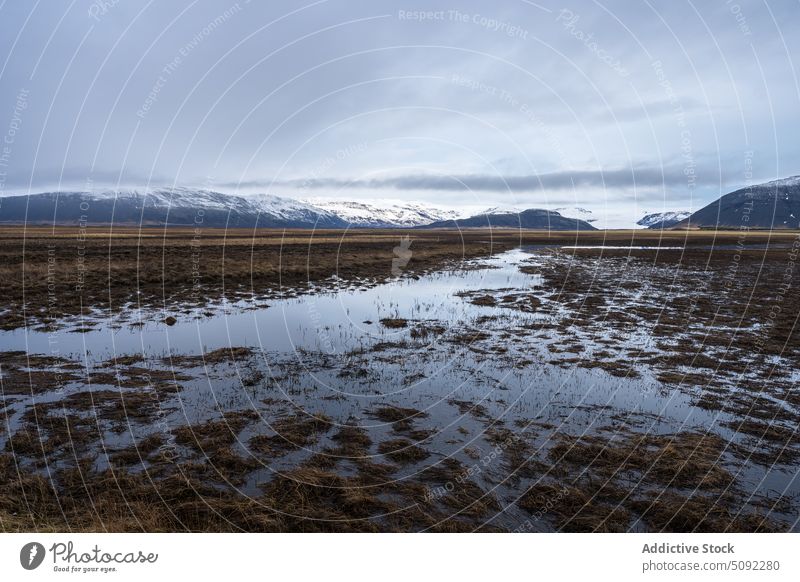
top-left (243, 165), bottom-right (734, 192)
top-left (0, 0), bottom-right (797, 225)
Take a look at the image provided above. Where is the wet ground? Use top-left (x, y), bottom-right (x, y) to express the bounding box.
top-left (1, 242), bottom-right (798, 532)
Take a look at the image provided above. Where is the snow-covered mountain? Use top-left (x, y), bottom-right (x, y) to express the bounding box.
top-left (761, 176), bottom-right (800, 188)
top-left (637, 211), bottom-right (692, 229)
top-left (0, 188), bottom-right (348, 228)
top-left (481, 205), bottom-right (524, 215)
top-left (675, 175), bottom-right (800, 229)
top-left (0, 189), bottom-right (459, 228)
top-left (553, 207), bottom-right (597, 223)
top-left (304, 198), bottom-right (462, 227)
top-left (0, 188), bottom-right (610, 229)
top-left (248, 193), bottom-right (343, 224)
top-left (109, 188), bottom-right (343, 222)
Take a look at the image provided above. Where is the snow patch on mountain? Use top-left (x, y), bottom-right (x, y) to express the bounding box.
top-left (247, 193), bottom-right (341, 222)
top-left (762, 175), bottom-right (800, 188)
top-left (478, 205), bottom-right (598, 224)
top-left (480, 205), bottom-right (524, 215)
top-left (76, 188), bottom-right (338, 220)
top-left (637, 211), bottom-right (692, 229)
top-left (304, 198), bottom-right (462, 227)
top-left (553, 207), bottom-right (597, 223)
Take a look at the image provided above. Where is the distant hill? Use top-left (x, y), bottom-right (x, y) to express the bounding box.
top-left (420, 208), bottom-right (597, 230)
top-left (637, 211), bottom-right (691, 229)
top-left (674, 176), bottom-right (800, 229)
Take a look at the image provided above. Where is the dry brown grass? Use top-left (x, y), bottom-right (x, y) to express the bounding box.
top-left (530, 429), bottom-right (785, 532)
top-left (377, 439), bottom-right (430, 464)
top-left (379, 318), bottom-right (409, 328)
top-left (0, 227), bottom-right (521, 330)
top-left (549, 431), bottom-right (735, 491)
top-left (5, 226), bottom-right (791, 331)
top-left (519, 482), bottom-right (632, 532)
top-left (248, 413), bottom-right (332, 457)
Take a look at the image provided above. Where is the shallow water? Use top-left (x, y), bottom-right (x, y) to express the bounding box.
top-left (1, 246), bottom-right (797, 531)
top-left (2, 248), bottom-right (540, 360)
top-left (561, 245), bottom-right (686, 250)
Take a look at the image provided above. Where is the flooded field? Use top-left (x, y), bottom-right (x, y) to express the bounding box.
top-left (1, 229), bottom-right (799, 532)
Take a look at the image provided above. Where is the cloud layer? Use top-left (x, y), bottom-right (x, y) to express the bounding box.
top-left (259, 165), bottom-right (726, 192)
top-left (0, 0), bottom-right (798, 226)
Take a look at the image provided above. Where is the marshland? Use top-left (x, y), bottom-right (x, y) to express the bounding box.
top-left (1, 226), bottom-right (799, 532)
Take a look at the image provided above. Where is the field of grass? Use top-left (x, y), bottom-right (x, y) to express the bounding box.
top-left (1, 226), bottom-right (799, 532)
top-left (1, 225), bottom-right (794, 330)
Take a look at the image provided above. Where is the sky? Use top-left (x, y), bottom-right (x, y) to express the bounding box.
top-left (0, 0), bottom-right (798, 227)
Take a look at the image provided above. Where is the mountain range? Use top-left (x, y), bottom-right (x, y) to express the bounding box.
top-left (0, 188), bottom-right (348, 228)
top-left (1, 175), bottom-right (799, 230)
top-left (0, 189), bottom-right (597, 230)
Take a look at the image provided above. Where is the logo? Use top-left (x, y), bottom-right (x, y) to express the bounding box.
top-left (20, 542), bottom-right (46, 570)
top-left (391, 236), bottom-right (413, 276)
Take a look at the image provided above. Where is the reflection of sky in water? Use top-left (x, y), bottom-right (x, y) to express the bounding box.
top-left (1, 248), bottom-right (540, 360)
top-left (1, 247), bottom-right (797, 530)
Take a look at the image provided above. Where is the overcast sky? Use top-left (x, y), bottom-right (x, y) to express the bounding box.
top-left (0, 0), bottom-right (798, 226)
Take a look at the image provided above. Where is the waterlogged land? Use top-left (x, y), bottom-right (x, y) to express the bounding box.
top-left (1, 227), bottom-right (799, 532)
